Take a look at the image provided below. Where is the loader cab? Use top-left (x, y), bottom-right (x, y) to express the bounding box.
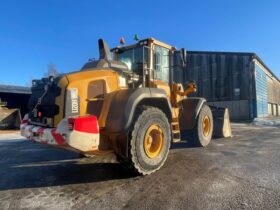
top-left (112, 42), bottom-right (150, 76)
top-left (111, 38), bottom-right (175, 88)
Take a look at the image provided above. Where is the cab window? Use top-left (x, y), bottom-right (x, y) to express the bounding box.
top-left (154, 46), bottom-right (169, 83)
top-left (117, 46), bottom-right (148, 73)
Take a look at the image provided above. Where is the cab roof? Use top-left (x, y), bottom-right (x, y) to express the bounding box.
top-left (111, 37), bottom-right (176, 52)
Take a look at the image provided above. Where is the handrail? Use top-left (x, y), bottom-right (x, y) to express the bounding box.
top-left (86, 98), bottom-right (104, 102)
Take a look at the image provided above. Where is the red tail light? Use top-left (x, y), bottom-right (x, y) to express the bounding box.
top-left (67, 116), bottom-right (98, 133)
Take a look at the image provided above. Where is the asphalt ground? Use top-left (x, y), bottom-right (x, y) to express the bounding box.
top-left (0, 123), bottom-right (280, 210)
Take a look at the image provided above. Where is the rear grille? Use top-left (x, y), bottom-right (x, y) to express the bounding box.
top-left (28, 76), bottom-right (62, 127)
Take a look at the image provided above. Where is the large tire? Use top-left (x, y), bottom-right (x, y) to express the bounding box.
top-left (186, 104), bottom-right (213, 147)
top-left (128, 106), bottom-right (171, 175)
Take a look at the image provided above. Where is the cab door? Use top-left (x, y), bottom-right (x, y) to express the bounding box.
top-left (153, 45), bottom-right (170, 84)
top-left (152, 44), bottom-right (171, 96)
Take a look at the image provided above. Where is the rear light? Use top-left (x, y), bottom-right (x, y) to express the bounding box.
top-left (67, 116), bottom-right (98, 133)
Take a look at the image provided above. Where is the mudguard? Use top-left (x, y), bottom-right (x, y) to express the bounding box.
top-left (179, 97), bottom-right (206, 130)
top-left (105, 88), bottom-right (172, 133)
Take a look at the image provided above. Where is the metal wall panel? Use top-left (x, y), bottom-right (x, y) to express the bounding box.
top-left (185, 52), bottom-right (255, 120)
top-left (267, 77), bottom-right (280, 104)
top-left (186, 52), bottom-right (254, 102)
top-left (254, 64), bottom-right (268, 117)
top-left (207, 100), bottom-right (250, 120)
top-left (185, 51), bottom-right (280, 120)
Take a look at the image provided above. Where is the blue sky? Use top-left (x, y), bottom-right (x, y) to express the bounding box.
top-left (0, 0), bottom-right (279, 86)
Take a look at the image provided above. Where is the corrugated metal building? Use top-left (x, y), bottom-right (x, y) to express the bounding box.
top-left (0, 84), bottom-right (31, 117)
top-left (184, 51), bottom-right (280, 120)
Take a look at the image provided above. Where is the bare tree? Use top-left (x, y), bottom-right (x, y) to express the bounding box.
top-left (26, 63), bottom-right (60, 87)
top-left (44, 63), bottom-right (59, 77)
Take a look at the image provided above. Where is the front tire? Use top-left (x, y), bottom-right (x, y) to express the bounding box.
top-left (128, 106), bottom-right (171, 175)
top-left (187, 104), bottom-right (213, 147)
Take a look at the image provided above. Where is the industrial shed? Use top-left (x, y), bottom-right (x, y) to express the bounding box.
top-left (0, 84), bottom-right (31, 117)
top-left (185, 51), bottom-right (280, 120)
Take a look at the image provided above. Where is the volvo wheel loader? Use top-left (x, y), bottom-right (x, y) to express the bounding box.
top-left (21, 37), bottom-right (229, 175)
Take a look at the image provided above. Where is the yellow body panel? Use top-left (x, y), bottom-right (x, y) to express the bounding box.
top-left (55, 69), bottom-right (124, 127)
top-left (67, 70), bottom-right (122, 119)
top-left (66, 69), bottom-right (121, 93)
top-left (151, 80), bottom-right (171, 98)
top-left (98, 92), bottom-right (117, 128)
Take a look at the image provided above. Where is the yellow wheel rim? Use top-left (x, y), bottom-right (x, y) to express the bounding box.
top-left (202, 115), bottom-right (211, 137)
top-left (144, 124), bottom-right (164, 159)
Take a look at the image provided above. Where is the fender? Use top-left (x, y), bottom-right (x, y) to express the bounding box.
top-left (179, 97), bottom-right (206, 130)
top-left (105, 88), bottom-right (172, 133)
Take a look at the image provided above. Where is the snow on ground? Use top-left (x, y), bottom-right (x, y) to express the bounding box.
top-left (0, 118), bottom-right (279, 141)
top-left (0, 131), bottom-right (24, 141)
top-left (253, 118), bottom-right (280, 127)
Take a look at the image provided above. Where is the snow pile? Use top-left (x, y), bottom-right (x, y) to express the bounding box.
top-left (0, 132), bottom-right (23, 141)
top-left (253, 118), bottom-right (280, 127)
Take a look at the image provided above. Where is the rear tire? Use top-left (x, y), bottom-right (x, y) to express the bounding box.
top-left (186, 104), bottom-right (213, 147)
top-left (128, 106), bottom-right (171, 175)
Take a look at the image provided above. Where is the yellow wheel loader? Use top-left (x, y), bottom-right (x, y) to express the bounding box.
top-left (21, 38), bottom-right (230, 175)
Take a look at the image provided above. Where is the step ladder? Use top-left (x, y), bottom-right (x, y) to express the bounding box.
top-left (171, 117), bottom-right (181, 142)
